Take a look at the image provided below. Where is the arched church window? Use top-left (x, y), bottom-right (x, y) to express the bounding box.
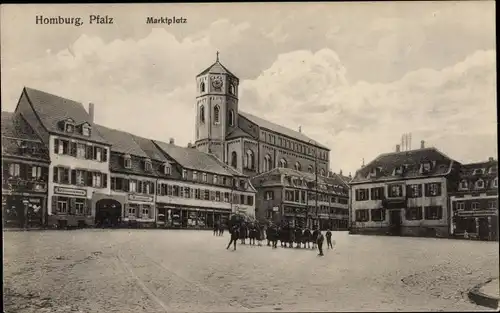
top-left (200, 105), bottom-right (205, 123)
top-left (279, 158), bottom-right (287, 168)
top-left (231, 151), bottom-right (238, 168)
top-left (245, 150), bottom-right (254, 170)
top-left (214, 105), bottom-right (220, 124)
top-left (295, 162), bottom-right (301, 171)
top-left (264, 154), bottom-right (272, 172)
top-left (200, 82), bottom-right (205, 93)
top-left (229, 110), bottom-right (235, 127)
top-left (229, 84), bottom-right (235, 95)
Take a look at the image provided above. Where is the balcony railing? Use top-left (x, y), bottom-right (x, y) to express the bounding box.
top-left (2, 177), bottom-right (48, 193)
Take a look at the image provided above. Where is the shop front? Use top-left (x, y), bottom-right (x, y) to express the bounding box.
top-left (124, 194), bottom-right (155, 228)
top-left (92, 192), bottom-right (126, 228)
top-left (157, 204), bottom-right (230, 229)
top-left (283, 206), bottom-right (307, 227)
top-left (2, 193), bottom-right (46, 228)
top-left (49, 186), bottom-right (93, 228)
top-left (452, 209), bottom-right (498, 241)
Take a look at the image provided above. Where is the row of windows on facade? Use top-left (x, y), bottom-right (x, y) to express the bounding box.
top-left (60, 119), bottom-right (92, 137)
top-left (283, 176), bottom-right (347, 194)
top-left (355, 206), bottom-right (444, 222)
top-left (199, 81), bottom-right (236, 95)
top-left (156, 183), bottom-right (254, 205)
top-left (199, 105), bottom-right (235, 127)
top-left (459, 177), bottom-right (498, 190)
top-left (355, 183), bottom-right (443, 201)
top-left (53, 167), bottom-right (108, 189)
top-left (120, 154), bottom-right (169, 174)
top-left (126, 203), bottom-right (153, 218)
top-left (6, 163), bottom-right (47, 180)
top-left (282, 206), bottom-right (348, 216)
top-left (454, 200), bottom-right (498, 211)
top-left (261, 154), bottom-right (326, 175)
top-left (265, 189), bottom-right (348, 204)
top-left (110, 177), bottom-right (154, 194)
top-left (261, 131), bottom-right (328, 161)
top-left (54, 138), bottom-right (107, 162)
top-left (5, 138), bottom-right (46, 156)
top-left (54, 196), bottom-right (90, 215)
top-left (367, 162), bottom-right (440, 178)
top-left (469, 167), bottom-right (497, 176)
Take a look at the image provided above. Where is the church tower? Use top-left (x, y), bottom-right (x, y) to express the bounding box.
top-left (194, 52), bottom-right (239, 162)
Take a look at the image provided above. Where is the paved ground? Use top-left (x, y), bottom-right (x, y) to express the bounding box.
top-left (3, 230), bottom-right (499, 312)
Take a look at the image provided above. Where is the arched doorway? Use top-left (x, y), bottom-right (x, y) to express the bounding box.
top-left (95, 199), bottom-right (122, 228)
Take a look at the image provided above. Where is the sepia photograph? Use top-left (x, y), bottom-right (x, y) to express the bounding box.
top-left (1, 2), bottom-right (498, 312)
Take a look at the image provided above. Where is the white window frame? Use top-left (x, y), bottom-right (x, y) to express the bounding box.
top-left (475, 179), bottom-right (485, 189)
top-left (459, 180), bottom-right (468, 190)
top-left (141, 206), bottom-right (149, 218)
top-left (76, 170), bottom-right (85, 186)
top-left (77, 143), bottom-right (86, 158)
top-left (9, 163), bottom-right (21, 177)
top-left (82, 125), bottom-right (91, 137)
top-left (493, 177), bottom-right (498, 188)
top-left (202, 173), bottom-right (207, 182)
top-left (193, 171), bottom-right (198, 180)
top-left (428, 183), bottom-right (439, 196)
top-left (471, 202), bottom-right (480, 210)
top-left (473, 168), bottom-right (485, 175)
top-left (58, 140), bottom-right (64, 154)
top-left (182, 170), bottom-right (187, 179)
top-left (488, 200), bottom-right (497, 209)
top-left (92, 172), bottom-right (102, 188)
top-left (213, 175), bottom-right (218, 184)
top-left (31, 166), bottom-right (42, 179)
top-left (57, 199), bottom-right (68, 214)
top-left (75, 198), bottom-right (85, 215)
top-left (129, 180), bottom-right (137, 192)
top-left (124, 156), bottom-right (132, 169)
top-left (95, 147), bottom-right (102, 162)
top-left (145, 160), bottom-right (152, 172)
top-left (128, 205), bottom-right (137, 216)
top-left (456, 202), bottom-right (465, 211)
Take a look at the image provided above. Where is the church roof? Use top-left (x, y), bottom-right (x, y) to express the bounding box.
top-left (197, 60), bottom-right (237, 78)
top-left (239, 111), bottom-right (329, 150)
top-left (226, 127), bottom-right (254, 140)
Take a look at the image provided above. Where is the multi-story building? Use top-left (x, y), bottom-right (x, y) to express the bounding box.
top-left (2, 111), bottom-right (50, 228)
top-left (153, 139), bottom-right (256, 228)
top-left (252, 168), bottom-right (349, 229)
top-left (193, 54), bottom-right (331, 178)
top-left (13, 87), bottom-right (111, 228)
top-left (95, 125), bottom-right (159, 227)
top-left (450, 158), bottom-right (498, 241)
top-left (349, 141), bottom-right (461, 238)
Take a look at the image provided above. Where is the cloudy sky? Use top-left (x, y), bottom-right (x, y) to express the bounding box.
top-left (1, 2), bottom-right (496, 175)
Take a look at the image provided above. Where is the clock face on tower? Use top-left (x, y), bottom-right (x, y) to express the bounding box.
top-left (211, 77), bottom-right (223, 91)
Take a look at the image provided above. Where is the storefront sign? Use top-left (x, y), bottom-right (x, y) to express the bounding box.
top-left (458, 210), bottom-right (497, 217)
top-left (54, 187), bottom-right (87, 197)
top-left (128, 194), bottom-right (154, 202)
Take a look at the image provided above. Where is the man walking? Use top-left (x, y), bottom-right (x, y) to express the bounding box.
top-left (316, 230), bottom-right (325, 256)
top-left (326, 229), bottom-right (333, 249)
top-left (227, 224), bottom-right (240, 251)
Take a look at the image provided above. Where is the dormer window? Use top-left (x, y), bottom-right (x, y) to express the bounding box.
top-left (213, 175), bottom-right (218, 184)
top-left (475, 179), bottom-right (485, 189)
top-left (82, 124), bottom-right (91, 137)
top-left (473, 168), bottom-right (485, 175)
top-left (492, 177), bottom-right (498, 188)
top-left (393, 165), bottom-right (404, 175)
top-left (144, 159), bottom-right (152, 172)
top-left (65, 123), bottom-right (74, 133)
top-left (163, 163), bottom-right (171, 175)
top-left (420, 162), bottom-right (432, 173)
top-left (202, 173), bottom-right (207, 182)
top-left (182, 170), bottom-right (187, 179)
top-left (459, 180), bottom-right (468, 190)
top-left (193, 171), bottom-right (198, 180)
top-left (124, 155), bottom-right (132, 169)
top-left (369, 167), bottom-right (381, 177)
top-left (489, 167), bottom-right (497, 174)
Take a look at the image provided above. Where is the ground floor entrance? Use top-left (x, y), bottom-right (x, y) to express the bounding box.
top-left (95, 199), bottom-right (122, 228)
top-left (388, 209), bottom-right (402, 236)
top-left (157, 204), bottom-right (230, 229)
top-left (454, 213), bottom-right (498, 241)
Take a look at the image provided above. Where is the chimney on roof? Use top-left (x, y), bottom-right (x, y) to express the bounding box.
top-left (361, 158), bottom-right (365, 168)
top-left (339, 169), bottom-right (343, 176)
top-left (349, 172), bottom-right (352, 179)
top-left (299, 126), bottom-right (302, 133)
top-left (187, 142), bottom-right (192, 148)
top-left (169, 138), bottom-right (175, 145)
top-left (421, 140), bottom-right (425, 149)
top-left (489, 157), bottom-right (494, 162)
top-left (88, 103), bottom-right (94, 123)
top-left (396, 144), bottom-right (400, 152)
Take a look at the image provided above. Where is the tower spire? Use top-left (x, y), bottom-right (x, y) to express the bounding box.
top-left (216, 51), bottom-right (219, 62)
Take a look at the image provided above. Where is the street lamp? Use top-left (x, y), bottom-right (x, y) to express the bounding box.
top-left (308, 139), bottom-right (319, 229)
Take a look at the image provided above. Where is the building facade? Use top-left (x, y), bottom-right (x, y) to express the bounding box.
top-left (2, 112), bottom-right (50, 228)
top-left (252, 168), bottom-right (349, 230)
top-left (13, 88), bottom-right (112, 228)
top-left (349, 142), bottom-right (461, 238)
top-left (449, 158), bottom-right (498, 241)
top-left (193, 55), bottom-right (331, 179)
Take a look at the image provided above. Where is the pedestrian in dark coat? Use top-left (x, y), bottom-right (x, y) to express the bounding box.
top-left (240, 224), bottom-right (247, 244)
top-left (295, 227), bottom-right (303, 248)
top-left (288, 226), bottom-right (295, 248)
top-left (219, 224), bottom-right (224, 236)
top-left (266, 226), bottom-right (271, 246)
top-left (312, 228), bottom-right (320, 249)
top-left (326, 229), bottom-right (333, 249)
top-left (271, 225), bottom-right (279, 248)
top-left (316, 230), bottom-right (325, 256)
top-left (256, 224), bottom-right (263, 246)
top-left (226, 225), bottom-right (240, 250)
top-left (213, 223), bottom-right (219, 236)
top-left (303, 228), bottom-right (312, 248)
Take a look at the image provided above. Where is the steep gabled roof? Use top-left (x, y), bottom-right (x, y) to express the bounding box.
top-left (459, 159), bottom-right (498, 178)
top-left (21, 87), bottom-right (108, 144)
top-left (350, 147), bottom-right (456, 184)
top-left (130, 134), bottom-right (169, 162)
top-left (239, 111), bottom-right (329, 150)
top-left (95, 124), bottom-right (148, 158)
top-left (197, 60), bottom-right (237, 78)
top-left (2, 111), bottom-right (40, 141)
top-left (153, 140), bottom-right (245, 177)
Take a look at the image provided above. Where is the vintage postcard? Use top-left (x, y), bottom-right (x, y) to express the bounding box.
top-left (1, 2), bottom-right (498, 312)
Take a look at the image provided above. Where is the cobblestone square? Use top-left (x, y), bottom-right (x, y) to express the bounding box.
top-left (3, 230), bottom-right (499, 312)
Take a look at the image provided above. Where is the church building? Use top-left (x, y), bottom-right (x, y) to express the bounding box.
top-left (193, 54), bottom-right (331, 179)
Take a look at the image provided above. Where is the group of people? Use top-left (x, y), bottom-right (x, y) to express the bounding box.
top-left (223, 222), bottom-right (335, 256)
